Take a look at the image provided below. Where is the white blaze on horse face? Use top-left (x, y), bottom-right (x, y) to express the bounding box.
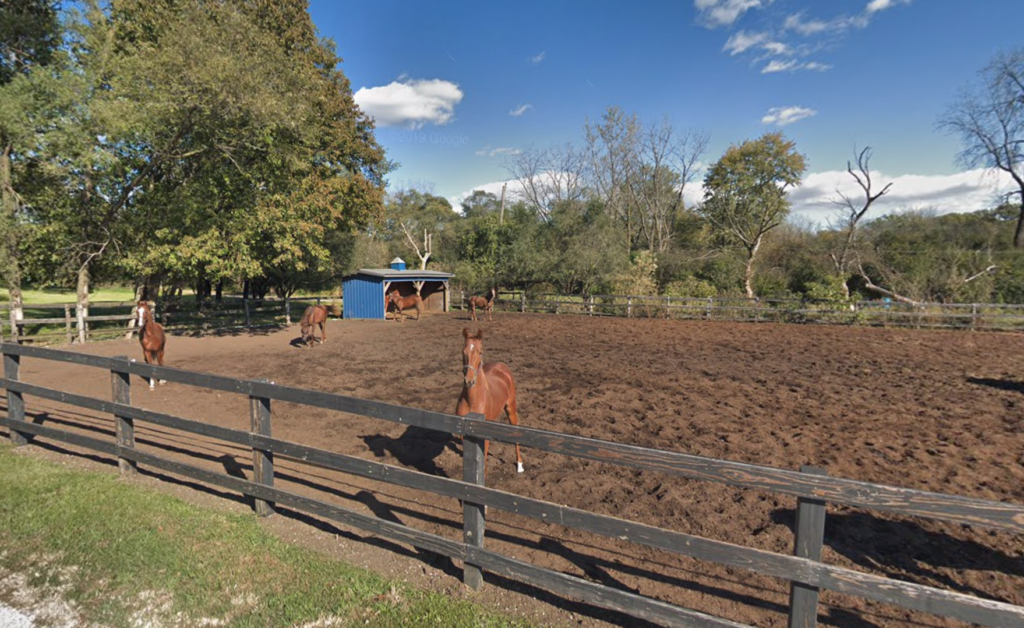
top-left (137, 307), bottom-right (145, 327)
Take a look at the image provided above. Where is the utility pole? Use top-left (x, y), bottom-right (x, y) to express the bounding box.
top-left (499, 182), bottom-right (507, 225)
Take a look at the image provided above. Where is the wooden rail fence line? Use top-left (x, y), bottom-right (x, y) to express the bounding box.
top-left (1, 343), bottom-right (1022, 628)
top-left (0, 296), bottom-right (342, 345)
top-left (459, 291), bottom-right (1024, 333)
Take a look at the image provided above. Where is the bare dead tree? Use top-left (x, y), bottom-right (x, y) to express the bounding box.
top-left (938, 47), bottom-right (1024, 247)
top-left (828, 147), bottom-right (892, 297)
top-left (399, 221), bottom-right (432, 273)
top-left (506, 142), bottom-right (587, 220)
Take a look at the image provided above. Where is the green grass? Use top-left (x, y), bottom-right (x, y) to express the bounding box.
top-left (0, 445), bottom-right (535, 627)
top-left (0, 286), bottom-right (139, 305)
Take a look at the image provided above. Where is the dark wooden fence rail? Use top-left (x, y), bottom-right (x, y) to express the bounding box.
top-left (1, 343), bottom-right (1022, 628)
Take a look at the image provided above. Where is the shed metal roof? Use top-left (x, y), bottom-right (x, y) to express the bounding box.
top-left (346, 269), bottom-right (454, 280)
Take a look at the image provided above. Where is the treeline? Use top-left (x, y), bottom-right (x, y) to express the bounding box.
top-left (0, 0), bottom-right (391, 314)
top-left (3, 2), bottom-right (1022, 311)
top-left (361, 110), bottom-right (1022, 306)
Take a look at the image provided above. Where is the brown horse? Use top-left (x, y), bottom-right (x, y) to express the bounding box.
top-left (468, 287), bottom-right (496, 321)
top-left (387, 290), bottom-right (423, 322)
top-left (136, 301), bottom-right (166, 390)
top-left (455, 328), bottom-right (524, 477)
top-left (299, 304), bottom-right (329, 346)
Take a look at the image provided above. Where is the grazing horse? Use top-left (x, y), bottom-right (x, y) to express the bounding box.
top-left (136, 301), bottom-right (166, 390)
top-left (387, 290), bottom-right (423, 322)
top-left (455, 328), bottom-right (524, 477)
top-left (299, 304), bottom-right (329, 346)
top-left (468, 287), bottom-right (496, 322)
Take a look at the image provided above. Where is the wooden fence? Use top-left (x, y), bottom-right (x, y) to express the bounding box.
top-left (0, 296), bottom-right (342, 345)
top-left (0, 343), bottom-right (1022, 628)
top-left (465, 291), bottom-right (1024, 332)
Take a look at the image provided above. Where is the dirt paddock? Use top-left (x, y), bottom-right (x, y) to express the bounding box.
top-left (4, 312), bottom-right (1024, 628)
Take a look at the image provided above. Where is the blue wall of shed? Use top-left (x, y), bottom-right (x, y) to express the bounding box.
top-left (342, 276), bottom-right (385, 319)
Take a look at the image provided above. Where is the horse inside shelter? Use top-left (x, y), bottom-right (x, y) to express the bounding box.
top-left (341, 263), bottom-right (454, 320)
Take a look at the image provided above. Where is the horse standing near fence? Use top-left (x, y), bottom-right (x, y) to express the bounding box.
top-left (136, 301), bottom-right (166, 390)
top-left (387, 290), bottom-right (423, 322)
top-left (456, 328), bottom-right (524, 477)
top-left (299, 304), bottom-right (329, 347)
top-left (468, 287), bottom-right (496, 322)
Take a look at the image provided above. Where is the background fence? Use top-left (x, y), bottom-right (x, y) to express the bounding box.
top-left (0, 295), bottom-right (342, 345)
top-left (1, 343), bottom-right (1021, 628)
top-left (459, 291), bottom-right (1024, 332)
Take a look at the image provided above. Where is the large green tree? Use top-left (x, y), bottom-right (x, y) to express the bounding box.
top-left (699, 132), bottom-right (806, 298)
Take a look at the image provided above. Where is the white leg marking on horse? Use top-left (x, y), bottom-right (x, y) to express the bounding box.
top-left (517, 462), bottom-right (524, 474)
top-left (149, 379), bottom-right (155, 391)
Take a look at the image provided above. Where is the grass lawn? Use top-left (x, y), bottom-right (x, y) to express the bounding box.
top-left (0, 286), bottom-right (139, 305)
top-left (0, 444), bottom-right (533, 627)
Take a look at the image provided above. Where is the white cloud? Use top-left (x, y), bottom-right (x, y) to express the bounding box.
top-left (761, 59), bottom-right (831, 74)
top-left (509, 103), bottom-right (534, 117)
top-left (530, 51), bottom-right (546, 64)
top-left (761, 106), bottom-right (818, 126)
top-left (695, 0), bottom-right (771, 28)
top-left (475, 146), bottom-right (521, 157)
top-left (448, 180), bottom-right (520, 213)
top-left (788, 167), bottom-right (1014, 226)
top-left (723, 31), bottom-right (768, 55)
top-left (866, 0), bottom-right (911, 15)
top-left (353, 78), bottom-right (463, 129)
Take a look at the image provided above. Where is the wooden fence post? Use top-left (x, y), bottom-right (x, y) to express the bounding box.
top-left (8, 309), bottom-right (19, 345)
top-left (588, 295), bottom-right (594, 316)
top-left (249, 379), bottom-right (274, 517)
top-left (788, 465), bottom-right (827, 628)
top-left (706, 297), bottom-right (713, 320)
top-left (462, 411), bottom-right (487, 589)
top-left (284, 297), bottom-right (291, 325)
top-left (244, 296), bottom-right (251, 327)
top-left (3, 349), bottom-right (27, 445)
top-left (111, 356), bottom-right (136, 476)
top-left (520, 291), bottom-right (526, 313)
top-left (76, 304), bottom-right (86, 344)
top-left (627, 296), bottom-right (633, 318)
top-left (971, 303), bottom-right (979, 330)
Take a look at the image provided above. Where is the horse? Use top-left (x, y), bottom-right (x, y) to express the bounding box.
top-left (136, 301), bottom-right (166, 390)
top-left (455, 328), bottom-right (524, 477)
top-left (386, 290), bottom-right (424, 322)
top-left (468, 287), bottom-right (496, 322)
top-left (299, 304), bottom-right (329, 346)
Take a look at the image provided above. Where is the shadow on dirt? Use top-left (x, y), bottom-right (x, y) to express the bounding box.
top-left (772, 507), bottom-right (1023, 602)
top-left (967, 376), bottom-right (1024, 395)
top-left (361, 426), bottom-right (456, 478)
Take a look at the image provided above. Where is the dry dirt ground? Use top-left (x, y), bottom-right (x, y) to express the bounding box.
top-left (2, 311), bottom-right (1023, 628)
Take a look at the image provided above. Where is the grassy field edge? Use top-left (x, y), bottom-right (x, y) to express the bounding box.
top-left (0, 443), bottom-right (532, 628)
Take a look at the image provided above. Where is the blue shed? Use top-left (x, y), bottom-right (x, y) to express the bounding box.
top-left (342, 260), bottom-right (454, 319)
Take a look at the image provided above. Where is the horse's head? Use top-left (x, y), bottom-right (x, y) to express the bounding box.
top-left (462, 327), bottom-right (484, 388)
top-left (300, 321), bottom-right (311, 344)
top-left (136, 301), bottom-right (151, 328)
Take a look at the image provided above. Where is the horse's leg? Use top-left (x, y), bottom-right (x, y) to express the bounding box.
top-left (506, 395), bottom-right (525, 473)
top-left (157, 347), bottom-right (167, 385)
top-left (470, 303), bottom-right (477, 321)
top-left (320, 319), bottom-right (326, 343)
top-left (142, 349), bottom-right (155, 390)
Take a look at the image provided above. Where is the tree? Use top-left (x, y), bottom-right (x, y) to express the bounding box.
top-left (828, 147), bottom-right (892, 298)
top-left (0, 0), bottom-right (61, 323)
top-left (938, 47), bottom-right (1024, 247)
top-left (584, 107), bottom-right (708, 253)
top-left (699, 132), bottom-right (806, 298)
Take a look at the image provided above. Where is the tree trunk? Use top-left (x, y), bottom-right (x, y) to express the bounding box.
top-left (1015, 190), bottom-right (1024, 248)
top-left (743, 238), bottom-right (762, 299)
top-left (76, 262), bottom-right (89, 343)
top-left (215, 279), bottom-right (223, 302)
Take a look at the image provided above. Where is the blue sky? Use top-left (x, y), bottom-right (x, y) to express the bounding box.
top-left (308, 0), bottom-right (1024, 223)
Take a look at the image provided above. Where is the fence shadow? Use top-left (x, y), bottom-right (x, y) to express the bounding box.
top-left (772, 508), bottom-right (1023, 602)
top-left (967, 376), bottom-right (1024, 395)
